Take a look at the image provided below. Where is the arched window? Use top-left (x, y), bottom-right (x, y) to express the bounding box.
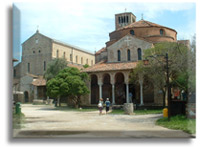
top-left (126, 16), bottom-right (129, 23)
top-left (130, 30), bottom-right (134, 35)
top-left (117, 50), bottom-right (121, 61)
top-left (138, 48), bottom-right (142, 60)
top-left (28, 63), bottom-right (30, 73)
top-left (70, 54), bottom-right (72, 61)
top-left (56, 50), bottom-right (59, 58)
top-left (127, 49), bottom-right (131, 61)
top-left (118, 17), bottom-right (121, 24)
top-left (91, 60), bottom-right (93, 66)
top-left (86, 59), bottom-right (88, 64)
top-left (81, 57), bottom-right (83, 64)
top-left (76, 55), bottom-right (78, 63)
top-left (63, 52), bottom-right (66, 59)
top-left (160, 29), bottom-right (164, 35)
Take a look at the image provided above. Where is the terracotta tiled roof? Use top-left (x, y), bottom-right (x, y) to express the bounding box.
top-left (95, 47), bottom-right (106, 55)
top-left (32, 78), bottom-right (46, 86)
top-left (68, 63), bottom-right (83, 70)
top-left (117, 19), bottom-right (177, 32)
top-left (82, 61), bottom-right (138, 73)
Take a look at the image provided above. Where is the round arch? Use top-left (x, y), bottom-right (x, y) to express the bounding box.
top-left (114, 72), bottom-right (126, 104)
top-left (90, 74), bottom-right (99, 104)
top-left (24, 91), bottom-right (29, 103)
top-left (102, 73), bottom-right (112, 102)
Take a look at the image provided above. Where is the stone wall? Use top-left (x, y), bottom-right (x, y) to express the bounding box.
top-left (21, 32), bottom-right (52, 77)
top-left (52, 42), bottom-right (95, 66)
top-left (107, 34), bottom-right (153, 63)
top-left (109, 26), bottom-right (177, 43)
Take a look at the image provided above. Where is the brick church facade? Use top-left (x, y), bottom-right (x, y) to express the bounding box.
top-left (83, 12), bottom-right (189, 106)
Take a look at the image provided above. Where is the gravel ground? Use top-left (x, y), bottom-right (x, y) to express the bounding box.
top-left (13, 104), bottom-right (192, 138)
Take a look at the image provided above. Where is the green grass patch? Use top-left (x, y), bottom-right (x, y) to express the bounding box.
top-left (55, 106), bottom-right (97, 112)
top-left (109, 109), bottom-right (163, 115)
top-left (13, 112), bottom-right (25, 129)
top-left (156, 115), bottom-right (196, 134)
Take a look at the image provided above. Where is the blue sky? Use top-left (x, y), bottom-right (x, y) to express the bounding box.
top-left (13, 1), bottom-right (196, 64)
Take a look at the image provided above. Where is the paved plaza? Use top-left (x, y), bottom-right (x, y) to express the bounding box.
top-left (13, 104), bottom-right (192, 138)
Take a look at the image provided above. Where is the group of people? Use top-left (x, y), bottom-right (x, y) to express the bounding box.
top-left (98, 98), bottom-right (111, 115)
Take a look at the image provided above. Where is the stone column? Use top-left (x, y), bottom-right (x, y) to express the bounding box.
top-left (126, 83), bottom-right (129, 103)
top-left (110, 72), bottom-right (115, 105)
top-left (112, 84), bottom-right (115, 104)
top-left (99, 83), bottom-right (103, 99)
top-left (97, 73), bottom-right (103, 100)
top-left (139, 75), bottom-right (144, 106)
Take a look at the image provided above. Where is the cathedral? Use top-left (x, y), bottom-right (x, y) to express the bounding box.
top-left (83, 12), bottom-right (189, 106)
top-left (13, 11), bottom-right (189, 106)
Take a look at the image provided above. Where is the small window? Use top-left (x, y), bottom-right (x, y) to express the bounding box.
top-left (127, 49), bottom-right (131, 61)
top-left (81, 57), bottom-right (83, 64)
top-left (126, 16), bottom-right (129, 23)
top-left (28, 63), bottom-right (30, 73)
top-left (70, 54), bottom-right (72, 61)
top-left (76, 55), bottom-right (78, 63)
top-left (33, 51), bottom-right (35, 53)
top-left (56, 50), bottom-right (59, 58)
top-left (39, 50), bottom-right (41, 53)
top-left (117, 50), bottom-right (121, 61)
top-left (138, 48), bottom-right (142, 60)
top-left (35, 39), bottom-right (38, 44)
top-left (86, 59), bottom-right (88, 64)
top-left (118, 17), bottom-right (121, 24)
top-left (160, 29), bottom-right (164, 35)
top-left (63, 52), bottom-right (66, 59)
top-left (130, 30), bottom-right (134, 35)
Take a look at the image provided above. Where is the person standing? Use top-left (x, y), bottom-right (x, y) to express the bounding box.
top-left (105, 98), bottom-right (111, 114)
top-left (98, 98), bottom-right (104, 115)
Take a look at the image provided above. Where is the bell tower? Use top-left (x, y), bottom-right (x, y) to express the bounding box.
top-left (115, 12), bottom-right (136, 30)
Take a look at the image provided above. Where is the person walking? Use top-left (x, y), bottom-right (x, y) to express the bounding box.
top-left (105, 98), bottom-right (111, 114)
top-left (98, 98), bottom-right (104, 115)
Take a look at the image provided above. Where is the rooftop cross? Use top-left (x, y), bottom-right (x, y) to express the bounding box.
top-left (125, 36), bottom-right (131, 46)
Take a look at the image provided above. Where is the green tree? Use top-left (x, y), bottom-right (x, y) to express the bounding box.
top-left (83, 64), bottom-right (89, 68)
top-left (46, 67), bottom-right (89, 107)
top-left (130, 42), bottom-right (191, 107)
top-left (44, 58), bottom-right (68, 81)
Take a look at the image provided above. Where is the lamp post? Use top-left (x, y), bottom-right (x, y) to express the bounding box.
top-left (143, 53), bottom-right (171, 121)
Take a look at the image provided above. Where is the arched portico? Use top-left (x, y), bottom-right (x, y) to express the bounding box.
top-left (90, 74), bottom-right (99, 104)
top-left (102, 73), bottom-right (112, 102)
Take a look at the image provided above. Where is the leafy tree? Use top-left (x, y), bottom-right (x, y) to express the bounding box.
top-left (130, 42), bottom-right (191, 107)
top-left (46, 67), bottom-right (89, 107)
top-left (44, 58), bottom-right (68, 81)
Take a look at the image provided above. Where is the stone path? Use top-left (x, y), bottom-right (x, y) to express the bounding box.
top-left (13, 104), bottom-right (192, 138)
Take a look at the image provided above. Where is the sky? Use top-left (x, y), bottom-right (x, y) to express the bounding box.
top-left (13, 1), bottom-right (196, 64)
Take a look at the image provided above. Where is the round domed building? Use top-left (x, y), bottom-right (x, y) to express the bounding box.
top-left (83, 12), bottom-right (189, 106)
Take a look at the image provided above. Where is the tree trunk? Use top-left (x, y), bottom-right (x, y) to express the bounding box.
top-left (58, 96), bottom-right (61, 107)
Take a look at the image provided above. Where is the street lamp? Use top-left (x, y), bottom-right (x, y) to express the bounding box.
top-left (143, 53), bottom-right (171, 121)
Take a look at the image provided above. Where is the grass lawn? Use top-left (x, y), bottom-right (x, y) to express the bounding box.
top-left (110, 109), bottom-right (163, 115)
top-left (156, 115), bottom-right (196, 134)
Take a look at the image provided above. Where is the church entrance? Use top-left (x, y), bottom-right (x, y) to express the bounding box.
top-left (115, 72), bottom-right (126, 105)
top-left (102, 74), bottom-right (112, 103)
top-left (24, 91), bottom-right (29, 103)
top-left (91, 74), bottom-right (99, 104)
